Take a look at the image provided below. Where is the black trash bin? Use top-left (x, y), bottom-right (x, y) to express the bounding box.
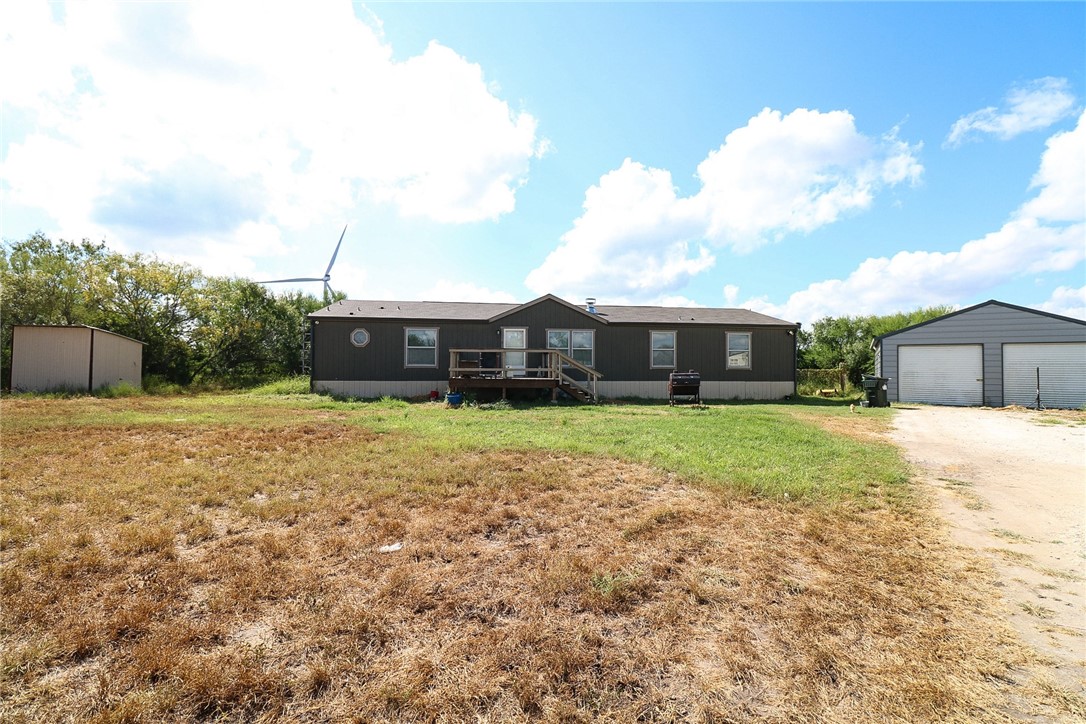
top-left (861, 375), bottom-right (890, 408)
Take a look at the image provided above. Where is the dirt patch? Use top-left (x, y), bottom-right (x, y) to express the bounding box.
top-left (889, 405), bottom-right (1086, 698)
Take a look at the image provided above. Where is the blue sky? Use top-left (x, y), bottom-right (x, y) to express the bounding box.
top-left (2, 1), bottom-right (1083, 325)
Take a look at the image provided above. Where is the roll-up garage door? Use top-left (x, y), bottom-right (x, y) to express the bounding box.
top-left (1003, 343), bottom-right (1086, 409)
top-left (898, 345), bottom-right (983, 406)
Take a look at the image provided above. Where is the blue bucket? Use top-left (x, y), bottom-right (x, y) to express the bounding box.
top-left (446, 392), bottom-right (463, 407)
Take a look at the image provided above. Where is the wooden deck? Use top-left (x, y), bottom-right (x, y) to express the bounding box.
top-left (447, 349), bottom-right (602, 402)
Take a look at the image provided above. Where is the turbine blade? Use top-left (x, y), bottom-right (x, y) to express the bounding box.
top-left (257, 277), bottom-right (324, 284)
top-left (324, 224), bottom-right (347, 277)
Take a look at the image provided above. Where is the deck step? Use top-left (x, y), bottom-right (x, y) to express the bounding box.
top-left (558, 382), bottom-right (595, 403)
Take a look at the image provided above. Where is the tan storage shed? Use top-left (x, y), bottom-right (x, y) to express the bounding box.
top-left (10, 325), bottom-right (143, 393)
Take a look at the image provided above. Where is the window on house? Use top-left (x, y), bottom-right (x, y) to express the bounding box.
top-left (547, 329), bottom-right (595, 367)
top-left (350, 328), bottom-right (370, 348)
top-left (651, 330), bottom-right (676, 368)
top-left (405, 327), bottom-right (438, 367)
top-left (571, 331), bottom-right (594, 367)
top-left (547, 330), bottom-right (569, 354)
top-left (727, 332), bottom-right (751, 369)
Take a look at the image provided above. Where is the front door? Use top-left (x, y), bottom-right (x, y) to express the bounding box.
top-left (502, 327), bottom-right (527, 377)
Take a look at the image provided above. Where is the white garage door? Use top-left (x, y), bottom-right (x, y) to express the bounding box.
top-left (1003, 343), bottom-right (1086, 409)
top-left (898, 345), bottom-right (983, 406)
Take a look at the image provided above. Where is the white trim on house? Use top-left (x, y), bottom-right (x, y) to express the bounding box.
top-left (404, 327), bottom-right (439, 368)
top-left (600, 380), bottom-right (791, 400)
top-left (650, 330), bottom-right (677, 369)
top-left (726, 331), bottom-right (751, 370)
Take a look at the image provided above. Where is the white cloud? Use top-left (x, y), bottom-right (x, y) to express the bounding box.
top-left (749, 111), bottom-right (1086, 326)
top-left (1039, 286), bottom-right (1086, 321)
top-left (696, 109), bottom-right (921, 250)
top-left (526, 108), bottom-right (921, 301)
top-left (1020, 118), bottom-right (1085, 223)
top-left (0, 1), bottom-right (544, 266)
top-left (945, 77), bottom-right (1077, 147)
top-left (722, 284), bottom-right (740, 307)
top-left (415, 281), bottom-right (518, 303)
top-left (525, 159), bottom-right (715, 300)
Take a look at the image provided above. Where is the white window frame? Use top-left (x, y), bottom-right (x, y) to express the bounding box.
top-left (404, 327), bottom-right (438, 368)
top-left (547, 328), bottom-right (595, 368)
top-left (726, 331), bottom-right (751, 370)
top-left (571, 329), bottom-right (594, 368)
top-left (350, 328), bottom-right (370, 348)
top-left (546, 329), bottom-right (570, 353)
top-left (650, 330), bottom-right (677, 369)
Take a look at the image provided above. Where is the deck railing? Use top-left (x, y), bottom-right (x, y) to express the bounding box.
top-left (448, 348), bottom-right (602, 400)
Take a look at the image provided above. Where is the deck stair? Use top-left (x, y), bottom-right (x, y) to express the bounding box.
top-left (557, 374), bottom-right (596, 403)
top-left (448, 349), bottom-right (602, 403)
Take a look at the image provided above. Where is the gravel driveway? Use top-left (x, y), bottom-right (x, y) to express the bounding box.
top-left (889, 405), bottom-right (1085, 696)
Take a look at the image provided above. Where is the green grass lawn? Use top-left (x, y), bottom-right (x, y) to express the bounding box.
top-left (4, 391), bottom-right (907, 507)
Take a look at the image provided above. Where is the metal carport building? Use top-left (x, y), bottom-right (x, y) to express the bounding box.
top-left (873, 300), bottom-right (1086, 409)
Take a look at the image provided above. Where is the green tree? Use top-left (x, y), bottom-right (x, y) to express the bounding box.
top-left (188, 279), bottom-right (321, 381)
top-left (0, 234), bottom-right (112, 388)
top-left (274, 289), bottom-right (328, 372)
top-left (97, 252), bottom-right (205, 383)
top-left (805, 306), bottom-right (955, 385)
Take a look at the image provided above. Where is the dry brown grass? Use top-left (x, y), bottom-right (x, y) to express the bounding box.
top-left (0, 398), bottom-right (1062, 722)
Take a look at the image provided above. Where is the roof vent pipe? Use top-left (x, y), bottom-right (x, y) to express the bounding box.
top-left (585, 297), bottom-right (597, 314)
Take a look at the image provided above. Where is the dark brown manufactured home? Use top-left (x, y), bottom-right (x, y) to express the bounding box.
top-left (309, 294), bottom-right (798, 401)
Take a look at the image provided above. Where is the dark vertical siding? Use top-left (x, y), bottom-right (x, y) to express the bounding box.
top-left (493, 305), bottom-right (608, 347)
top-left (595, 325), bottom-right (794, 381)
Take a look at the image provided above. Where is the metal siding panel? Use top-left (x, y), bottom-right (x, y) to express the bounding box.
top-left (1003, 343), bottom-right (1086, 409)
top-left (11, 327), bottom-right (92, 392)
top-left (884, 304), bottom-right (1086, 346)
top-left (597, 380), bottom-right (792, 400)
top-left (898, 345), bottom-right (983, 406)
top-left (89, 331), bottom-right (143, 390)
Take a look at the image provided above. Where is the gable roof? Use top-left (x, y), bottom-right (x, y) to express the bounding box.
top-left (873, 299), bottom-right (1086, 347)
top-left (488, 294), bottom-right (606, 324)
top-left (310, 295), bottom-right (796, 327)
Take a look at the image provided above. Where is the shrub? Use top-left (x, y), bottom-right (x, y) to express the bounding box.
top-left (96, 381), bottom-right (144, 398)
top-left (143, 375), bottom-right (186, 396)
top-left (246, 376), bottom-right (311, 396)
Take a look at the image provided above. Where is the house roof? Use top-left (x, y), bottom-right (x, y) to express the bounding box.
top-left (872, 299), bottom-right (1086, 348)
top-left (309, 294), bottom-right (796, 327)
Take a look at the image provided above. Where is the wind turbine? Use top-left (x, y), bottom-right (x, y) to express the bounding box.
top-left (258, 225), bottom-right (347, 303)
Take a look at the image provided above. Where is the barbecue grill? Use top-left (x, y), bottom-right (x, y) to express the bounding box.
top-left (668, 370), bottom-right (701, 405)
